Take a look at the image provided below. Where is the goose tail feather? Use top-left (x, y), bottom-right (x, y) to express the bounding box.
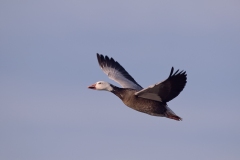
top-left (165, 106), bottom-right (182, 121)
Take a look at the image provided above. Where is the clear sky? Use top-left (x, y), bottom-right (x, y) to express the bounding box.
top-left (1, 0), bottom-right (240, 160)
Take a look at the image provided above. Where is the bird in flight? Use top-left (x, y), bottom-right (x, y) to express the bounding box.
top-left (88, 53), bottom-right (187, 121)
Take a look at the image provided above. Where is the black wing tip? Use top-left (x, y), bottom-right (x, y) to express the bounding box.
top-left (96, 53), bottom-right (114, 69)
top-left (96, 53), bottom-right (115, 63)
top-left (169, 67), bottom-right (174, 77)
top-left (96, 53), bottom-right (102, 60)
top-left (169, 66), bottom-right (187, 78)
top-left (96, 53), bottom-right (103, 68)
top-left (95, 53), bottom-right (142, 88)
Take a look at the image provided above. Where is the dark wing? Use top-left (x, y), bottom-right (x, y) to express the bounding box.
top-left (135, 67), bottom-right (187, 102)
top-left (97, 53), bottom-right (143, 90)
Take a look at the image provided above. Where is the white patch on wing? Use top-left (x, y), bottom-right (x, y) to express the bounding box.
top-left (137, 93), bottom-right (162, 101)
top-left (135, 82), bottom-right (164, 102)
top-left (101, 65), bottom-right (142, 90)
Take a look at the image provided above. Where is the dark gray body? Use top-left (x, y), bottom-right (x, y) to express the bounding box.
top-left (111, 86), bottom-right (167, 117)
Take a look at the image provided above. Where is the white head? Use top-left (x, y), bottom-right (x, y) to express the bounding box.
top-left (88, 81), bottom-right (113, 91)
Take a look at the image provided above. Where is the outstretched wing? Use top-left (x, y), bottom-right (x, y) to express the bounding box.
top-left (97, 53), bottom-right (143, 90)
top-left (135, 67), bottom-right (187, 102)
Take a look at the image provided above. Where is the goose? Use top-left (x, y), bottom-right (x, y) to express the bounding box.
top-left (88, 53), bottom-right (187, 121)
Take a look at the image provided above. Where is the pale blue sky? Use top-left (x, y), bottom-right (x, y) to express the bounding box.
top-left (1, 0), bottom-right (240, 160)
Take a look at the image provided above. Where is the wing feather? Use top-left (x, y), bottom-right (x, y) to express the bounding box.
top-left (97, 53), bottom-right (143, 90)
top-left (135, 67), bottom-right (187, 102)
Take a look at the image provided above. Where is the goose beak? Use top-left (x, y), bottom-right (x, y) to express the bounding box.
top-left (88, 84), bottom-right (96, 89)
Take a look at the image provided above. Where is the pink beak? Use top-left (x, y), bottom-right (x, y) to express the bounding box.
top-left (88, 84), bottom-right (96, 89)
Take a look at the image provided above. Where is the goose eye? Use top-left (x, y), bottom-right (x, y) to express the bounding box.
top-left (98, 82), bottom-right (101, 84)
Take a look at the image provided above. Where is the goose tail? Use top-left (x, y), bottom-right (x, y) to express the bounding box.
top-left (165, 106), bottom-right (182, 121)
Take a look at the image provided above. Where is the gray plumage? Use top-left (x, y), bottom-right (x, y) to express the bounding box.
top-left (111, 86), bottom-right (167, 117)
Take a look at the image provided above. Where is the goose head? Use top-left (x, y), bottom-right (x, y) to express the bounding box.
top-left (88, 81), bottom-right (113, 91)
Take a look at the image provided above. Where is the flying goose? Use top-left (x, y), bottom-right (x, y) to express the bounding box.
top-left (88, 53), bottom-right (187, 121)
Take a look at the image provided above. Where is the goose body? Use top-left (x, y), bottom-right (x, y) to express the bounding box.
top-left (88, 54), bottom-right (187, 121)
top-left (111, 86), bottom-right (170, 118)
